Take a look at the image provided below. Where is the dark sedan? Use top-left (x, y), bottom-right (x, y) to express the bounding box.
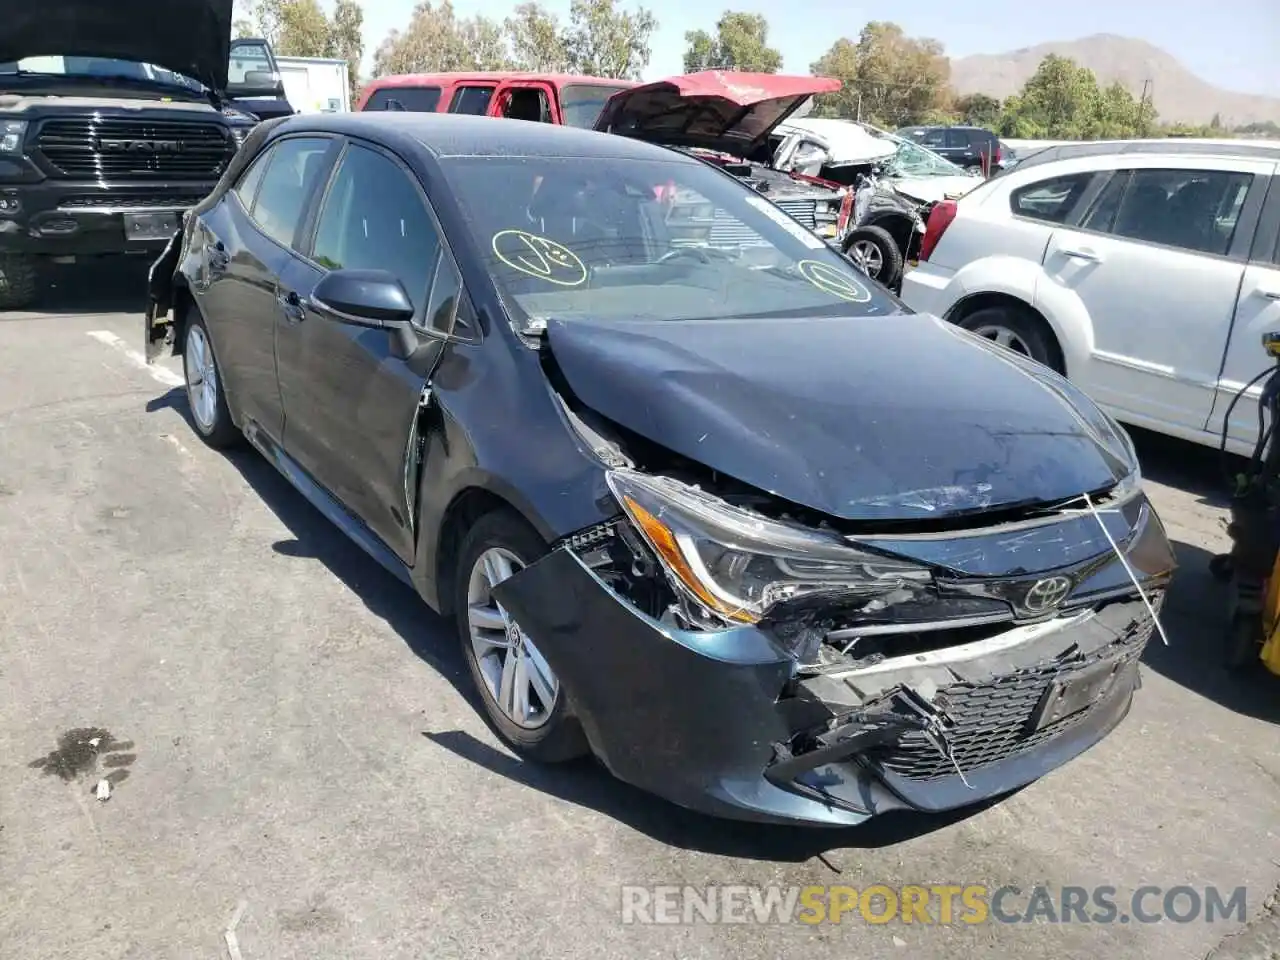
top-left (145, 112), bottom-right (1174, 826)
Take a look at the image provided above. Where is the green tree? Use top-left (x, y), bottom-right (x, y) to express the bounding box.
top-left (997, 54), bottom-right (1160, 139)
top-left (809, 22), bottom-right (950, 127)
top-left (277, 0), bottom-right (335, 56)
top-left (330, 0), bottom-right (364, 104)
top-left (504, 2), bottom-right (570, 72)
top-left (682, 11), bottom-right (782, 74)
top-left (953, 92), bottom-right (1001, 128)
top-left (373, 0), bottom-right (511, 75)
top-left (562, 0), bottom-right (657, 80)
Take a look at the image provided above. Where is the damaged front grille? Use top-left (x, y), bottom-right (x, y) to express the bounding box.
top-left (867, 611), bottom-right (1157, 781)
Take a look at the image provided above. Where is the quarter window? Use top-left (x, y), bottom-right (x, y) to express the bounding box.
top-left (311, 144), bottom-right (441, 316)
top-left (232, 148), bottom-right (272, 211)
top-left (1109, 168), bottom-right (1254, 256)
top-left (249, 137), bottom-right (332, 248)
top-left (1010, 173), bottom-right (1095, 224)
top-left (365, 86), bottom-right (442, 112)
top-left (449, 85), bottom-right (495, 115)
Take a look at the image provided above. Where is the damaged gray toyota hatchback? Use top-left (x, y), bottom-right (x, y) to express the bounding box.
top-left (146, 112), bottom-right (1174, 826)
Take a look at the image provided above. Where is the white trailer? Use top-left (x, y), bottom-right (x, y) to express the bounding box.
top-left (275, 55), bottom-right (350, 114)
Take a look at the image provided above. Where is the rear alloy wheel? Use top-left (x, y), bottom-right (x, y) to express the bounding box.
top-left (455, 510), bottom-right (589, 763)
top-left (843, 225), bottom-right (905, 290)
top-left (182, 317), bottom-right (241, 448)
top-left (959, 304), bottom-right (1063, 374)
top-left (0, 254), bottom-right (39, 311)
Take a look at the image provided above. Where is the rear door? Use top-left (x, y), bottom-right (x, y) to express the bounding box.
top-left (1208, 170), bottom-right (1280, 447)
top-left (198, 135), bottom-right (337, 443)
top-left (275, 138), bottom-right (450, 562)
top-left (1040, 156), bottom-right (1273, 433)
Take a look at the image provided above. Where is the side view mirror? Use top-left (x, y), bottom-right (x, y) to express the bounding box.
top-left (310, 269), bottom-right (415, 328)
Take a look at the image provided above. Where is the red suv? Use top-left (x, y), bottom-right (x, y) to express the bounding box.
top-left (355, 72), bottom-right (635, 128)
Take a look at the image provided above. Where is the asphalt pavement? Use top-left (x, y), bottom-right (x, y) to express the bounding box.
top-left (0, 263), bottom-right (1277, 960)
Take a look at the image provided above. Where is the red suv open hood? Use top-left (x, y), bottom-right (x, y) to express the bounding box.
top-left (594, 71), bottom-right (841, 158)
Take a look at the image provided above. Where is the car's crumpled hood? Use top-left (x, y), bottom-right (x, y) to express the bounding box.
top-left (0, 0), bottom-right (232, 93)
top-left (546, 313), bottom-right (1134, 522)
top-left (891, 175), bottom-right (981, 205)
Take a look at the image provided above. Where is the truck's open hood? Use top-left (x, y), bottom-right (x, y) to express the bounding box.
top-left (545, 314), bottom-right (1134, 522)
top-left (0, 0), bottom-right (232, 93)
top-left (594, 71), bottom-right (841, 159)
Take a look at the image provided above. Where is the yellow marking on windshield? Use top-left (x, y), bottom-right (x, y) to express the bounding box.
top-left (492, 229), bottom-right (587, 287)
top-left (797, 259), bottom-right (872, 303)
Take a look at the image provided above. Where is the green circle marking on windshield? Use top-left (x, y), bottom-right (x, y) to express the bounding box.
top-left (797, 260), bottom-right (872, 303)
top-left (492, 230), bottom-right (587, 287)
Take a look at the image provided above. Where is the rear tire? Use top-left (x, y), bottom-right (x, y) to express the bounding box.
top-left (843, 225), bottom-right (904, 290)
top-left (0, 254), bottom-right (40, 311)
top-left (455, 509), bottom-right (589, 763)
top-left (182, 314), bottom-right (241, 449)
top-left (957, 304), bottom-right (1064, 374)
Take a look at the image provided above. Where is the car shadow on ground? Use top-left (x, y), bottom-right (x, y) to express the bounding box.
top-left (1144, 537), bottom-right (1279, 725)
top-left (1130, 424), bottom-right (1231, 510)
top-left (145, 387), bottom-right (1004, 861)
top-left (16, 259), bottom-right (152, 317)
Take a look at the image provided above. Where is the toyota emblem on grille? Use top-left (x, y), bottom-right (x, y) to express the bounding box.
top-left (1022, 576), bottom-right (1073, 615)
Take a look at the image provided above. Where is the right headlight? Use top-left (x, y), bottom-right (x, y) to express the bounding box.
top-left (607, 469), bottom-right (932, 625)
top-left (0, 119), bottom-right (27, 154)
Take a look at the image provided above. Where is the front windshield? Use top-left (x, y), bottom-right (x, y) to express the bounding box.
top-left (559, 83), bottom-right (632, 129)
top-left (865, 128), bottom-right (964, 178)
top-left (439, 155), bottom-right (901, 326)
top-left (0, 56), bottom-right (201, 90)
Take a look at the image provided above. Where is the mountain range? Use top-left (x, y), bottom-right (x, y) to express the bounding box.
top-left (948, 34), bottom-right (1280, 127)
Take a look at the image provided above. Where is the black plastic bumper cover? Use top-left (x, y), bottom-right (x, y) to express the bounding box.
top-left (492, 549), bottom-right (1148, 826)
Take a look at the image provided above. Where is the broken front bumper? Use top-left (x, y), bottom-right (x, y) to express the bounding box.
top-left (493, 548), bottom-right (1162, 828)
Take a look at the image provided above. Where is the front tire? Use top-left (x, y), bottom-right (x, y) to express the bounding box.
top-left (455, 509), bottom-right (589, 763)
top-left (958, 304), bottom-right (1064, 374)
top-left (0, 254), bottom-right (40, 311)
top-left (182, 314), bottom-right (241, 448)
top-left (843, 225), bottom-right (904, 289)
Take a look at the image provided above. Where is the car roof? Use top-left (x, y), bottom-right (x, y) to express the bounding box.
top-left (364, 71), bottom-right (636, 91)
top-left (1012, 137), bottom-right (1280, 170)
top-left (271, 110), bottom-right (701, 164)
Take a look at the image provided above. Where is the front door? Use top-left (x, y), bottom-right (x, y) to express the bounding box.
top-left (275, 139), bottom-right (446, 563)
top-left (489, 81), bottom-right (559, 124)
top-left (1042, 159), bottom-right (1272, 433)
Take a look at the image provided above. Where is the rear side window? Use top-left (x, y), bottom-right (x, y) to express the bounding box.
top-left (365, 86), bottom-right (442, 112)
top-left (249, 137), bottom-right (332, 248)
top-left (499, 87), bottom-right (552, 123)
top-left (449, 85), bottom-right (495, 115)
top-left (922, 129), bottom-right (948, 148)
top-left (1010, 173), bottom-right (1095, 224)
top-left (944, 129), bottom-right (970, 149)
top-left (1107, 168), bottom-right (1254, 257)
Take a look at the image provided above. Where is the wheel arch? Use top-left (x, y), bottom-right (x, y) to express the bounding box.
top-left (861, 210), bottom-right (915, 256)
top-left (947, 291), bottom-right (1068, 375)
top-left (425, 480), bottom-right (554, 617)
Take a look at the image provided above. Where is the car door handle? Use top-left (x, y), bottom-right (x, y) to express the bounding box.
top-left (1258, 286), bottom-right (1280, 301)
top-left (1060, 246), bottom-right (1104, 263)
top-left (276, 289), bottom-right (305, 323)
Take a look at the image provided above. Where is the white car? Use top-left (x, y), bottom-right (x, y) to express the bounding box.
top-left (901, 139), bottom-right (1280, 456)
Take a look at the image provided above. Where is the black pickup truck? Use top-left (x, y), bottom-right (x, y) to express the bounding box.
top-left (0, 0), bottom-right (288, 310)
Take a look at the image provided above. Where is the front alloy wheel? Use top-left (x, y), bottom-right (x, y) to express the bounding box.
top-left (454, 509), bottom-right (589, 762)
top-left (467, 547), bottom-right (559, 729)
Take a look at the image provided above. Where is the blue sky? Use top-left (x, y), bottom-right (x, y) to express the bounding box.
top-left (356, 0), bottom-right (1278, 96)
